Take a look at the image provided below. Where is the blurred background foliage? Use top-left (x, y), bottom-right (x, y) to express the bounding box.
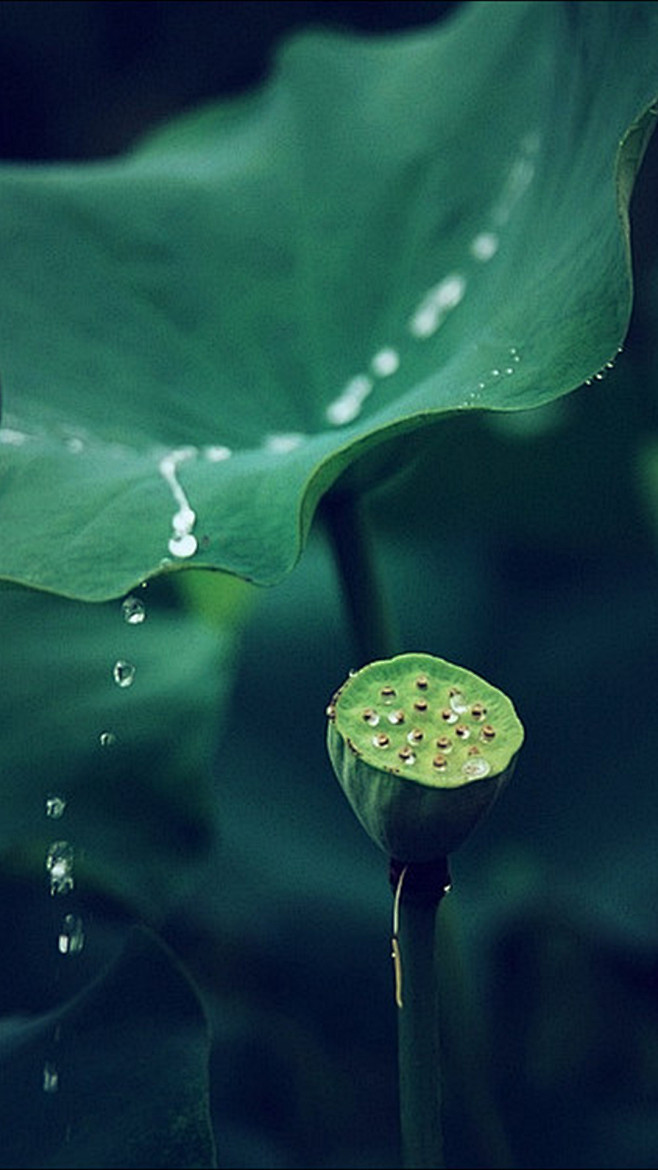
top-left (1, 3), bottom-right (657, 1168)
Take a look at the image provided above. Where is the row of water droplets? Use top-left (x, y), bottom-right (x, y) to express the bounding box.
top-left (323, 131), bottom-right (540, 428)
top-left (41, 588), bottom-right (146, 1094)
top-left (151, 134), bottom-right (542, 564)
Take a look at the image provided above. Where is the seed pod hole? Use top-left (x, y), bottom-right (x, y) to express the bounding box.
top-left (435, 736), bottom-right (452, 752)
top-left (432, 754), bottom-right (448, 771)
top-left (407, 728), bottom-right (424, 743)
top-left (470, 703), bottom-right (487, 720)
top-left (413, 698), bottom-right (429, 712)
top-left (398, 747), bottom-right (416, 765)
top-left (380, 685), bottom-right (396, 701)
top-left (415, 675), bottom-right (429, 690)
top-left (388, 709), bottom-right (406, 725)
top-left (481, 724), bottom-right (497, 740)
top-left (373, 733), bottom-right (390, 748)
top-left (441, 708), bottom-right (458, 724)
top-left (362, 708), bottom-right (380, 726)
top-left (455, 724), bottom-right (470, 739)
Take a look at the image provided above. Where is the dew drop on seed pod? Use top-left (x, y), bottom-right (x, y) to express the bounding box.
top-left (99, 731), bottom-right (117, 747)
top-left (449, 690), bottom-right (469, 714)
top-left (121, 595), bottom-right (146, 624)
top-left (58, 914), bottom-right (85, 956)
top-left (388, 709), bottom-right (406, 724)
top-left (42, 1063), bottom-right (59, 1093)
top-left (45, 795), bottom-right (66, 819)
top-left (46, 841), bottom-right (74, 896)
top-left (112, 660), bottom-right (135, 688)
top-left (461, 757), bottom-right (491, 779)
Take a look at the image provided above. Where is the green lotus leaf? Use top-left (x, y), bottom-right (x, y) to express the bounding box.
top-left (326, 653), bottom-right (524, 861)
top-left (1, 1), bottom-right (658, 599)
top-left (0, 927), bottom-right (216, 1169)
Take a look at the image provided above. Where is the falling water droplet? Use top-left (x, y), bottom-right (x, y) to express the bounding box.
top-left (58, 914), bottom-right (85, 956)
top-left (46, 841), bottom-right (74, 896)
top-left (112, 661), bottom-right (135, 688)
top-left (45, 796), bottom-right (67, 819)
top-left (42, 1063), bottom-right (59, 1093)
top-left (121, 595), bottom-right (146, 625)
top-left (99, 731), bottom-right (117, 747)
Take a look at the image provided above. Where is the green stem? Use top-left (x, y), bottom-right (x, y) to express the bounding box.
top-left (393, 860), bottom-right (450, 1170)
top-left (321, 490), bottom-right (400, 662)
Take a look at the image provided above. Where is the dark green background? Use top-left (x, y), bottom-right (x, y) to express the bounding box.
top-left (1, 4), bottom-right (657, 1168)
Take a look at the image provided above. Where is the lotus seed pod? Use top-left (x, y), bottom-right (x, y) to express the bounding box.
top-left (326, 653), bottom-right (524, 862)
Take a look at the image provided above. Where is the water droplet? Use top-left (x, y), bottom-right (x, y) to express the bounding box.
top-left (112, 660), bottom-right (135, 688)
top-left (504, 367), bottom-right (515, 376)
top-left (168, 533), bottom-right (198, 558)
top-left (0, 427), bottom-right (30, 445)
top-left (121, 595), bottom-right (146, 625)
top-left (42, 1062), bottom-right (59, 1093)
top-left (159, 447), bottom-right (199, 561)
top-left (409, 273), bottom-right (466, 338)
top-left (362, 708), bottom-right (380, 726)
top-left (491, 368), bottom-right (501, 378)
top-left (264, 432), bottom-right (305, 454)
top-left (461, 758), bottom-right (491, 779)
top-left (326, 376), bottom-right (373, 426)
top-left (58, 914), bottom-right (85, 956)
top-left (477, 381), bottom-right (486, 391)
top-left (99, 731), bottom-right (117, 747)
top-left (449, 690), bottom-right (469, 714)
top-left (65, 437), bottom-right (84, 454)
top-left (45, 796), bottom-right (66, 819)
top-left (470, 232), bottom-right (499, 261)
top-left (371, 348), bottom-right (400, 377)
top-left (509, 347), bottom-right (521, 363)
top-left (46, 841), bottom-right (74, 897)
top-left (204, 444), bottom-right (232, 463)
top-left (433, 273), bottom-right (467, 310)
top-left (409, 302), bottom-right (441, 338)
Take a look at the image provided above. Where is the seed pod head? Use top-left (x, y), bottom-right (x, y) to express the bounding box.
top-left (326, 652), bottom-right (524, 862)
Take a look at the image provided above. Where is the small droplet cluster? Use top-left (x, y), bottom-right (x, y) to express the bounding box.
top-left (330, 672), bottom-right (501, 783)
